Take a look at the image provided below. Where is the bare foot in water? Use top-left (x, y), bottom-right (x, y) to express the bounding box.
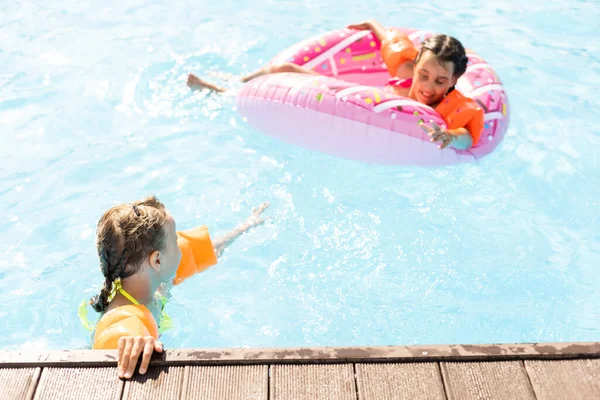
top-left (187, 73), bottom-right (227, 93)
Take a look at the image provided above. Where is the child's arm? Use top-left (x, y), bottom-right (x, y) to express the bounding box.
top-left (212, 202), bottom-right (270, 258)
top-left (348, 20), bottom-right (417, 79)
top-left (92, 305), bottom-right (162, 379)
top-left (172, 202), bottom-right (271, 285)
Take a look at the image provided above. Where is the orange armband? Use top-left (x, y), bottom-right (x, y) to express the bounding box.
top-left (464, 108), bottom-right (484, 146)
top-left (435, 90), bottom-right (485, 146)
top-left (381, 29), bottom-right (418, 77)
top-left (93, 304), bottom-right (158, 349)
top-left (173, 225), bottom-right (218, 285)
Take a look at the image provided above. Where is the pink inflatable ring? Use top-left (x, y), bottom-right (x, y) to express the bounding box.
top-left (236, 27), bottom-right (510, 166)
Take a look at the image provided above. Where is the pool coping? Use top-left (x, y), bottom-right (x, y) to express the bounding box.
top-left (2, 341), bottom-right (599, 368)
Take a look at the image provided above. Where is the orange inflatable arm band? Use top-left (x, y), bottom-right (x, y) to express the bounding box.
top-left (173, 225), bottom-right (218, 285)
top-left (435, 90), bottom-right (485, 146)
top-left (381, 30), bottom-right (418, 77)
top-left (93, 305), bottom-right (158, 349)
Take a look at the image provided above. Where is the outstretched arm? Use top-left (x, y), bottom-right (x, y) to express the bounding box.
top-left (171, 202), bottom-right (271, 286)
top-left (213, 202), bottom-right (271, 258)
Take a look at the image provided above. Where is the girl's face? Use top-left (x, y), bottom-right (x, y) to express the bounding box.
top-left (156, 213), bottom-right (182, 282)
top-left (409, 50), bottom-right (458, 106)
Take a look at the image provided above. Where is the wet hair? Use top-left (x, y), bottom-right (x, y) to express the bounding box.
top-left (89, 196), bottom-right (169, 313)
top-left (414, 34), bottom-right (468, 93)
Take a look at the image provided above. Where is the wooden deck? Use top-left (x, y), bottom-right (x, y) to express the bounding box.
top-left (1, 342), bottom-right (600, 399)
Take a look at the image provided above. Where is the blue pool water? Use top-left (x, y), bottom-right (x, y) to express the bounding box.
top-left (1, 0), bottom-right (599, 351)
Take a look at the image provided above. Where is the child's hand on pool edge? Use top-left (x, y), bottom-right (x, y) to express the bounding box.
top-left (117, 336), bottom-right (163, 379)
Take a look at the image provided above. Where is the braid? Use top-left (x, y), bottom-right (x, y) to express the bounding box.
top-left (90, 195), bottom-right (169, 314)
top-left (115, 246), bottom-right (133, 280)
top-left (90, 277), bottom-right (113, 313)
top-left (90, 242), bottom-right (124, 312)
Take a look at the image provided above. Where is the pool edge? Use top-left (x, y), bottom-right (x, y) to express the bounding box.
top-left (1, 341), bottom-right (599, 368)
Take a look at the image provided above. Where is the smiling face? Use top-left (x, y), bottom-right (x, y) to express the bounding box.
top-left (409, 50), bottom-right (458, 106)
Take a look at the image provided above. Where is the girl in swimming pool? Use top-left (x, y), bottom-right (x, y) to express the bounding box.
top-left (90, 195), bottom-right (270, 379)
top-left (187, 19), bottom-right (484, 150)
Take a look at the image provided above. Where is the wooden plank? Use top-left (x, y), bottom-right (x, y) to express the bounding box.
top-left (32, 367), bottom-right (122, 400)
top-left (182, 365), bottom-right (268, 399)
top-left (25, 368), bottom-right (42, 400)
top-left (525, 359), bottom-right (600, 399)
top-left (0, 368), bottom-right (39, 400)
top-left (271, 364), bottom-right (355, 400)
top-left (122, 366), bottom-right (184, 400)
top-left (441, 361), bottom-right (536, 400)
top-left (356, 363), bottom-right (445, 400)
